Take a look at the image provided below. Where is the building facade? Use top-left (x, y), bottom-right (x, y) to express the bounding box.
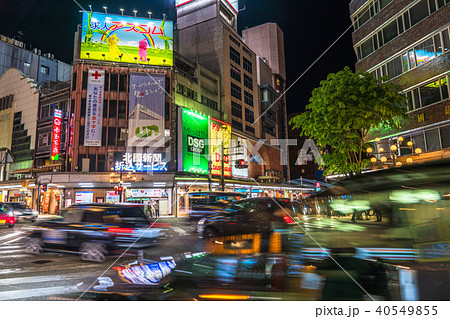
top-left (350, 0), bottom-right (450, 164)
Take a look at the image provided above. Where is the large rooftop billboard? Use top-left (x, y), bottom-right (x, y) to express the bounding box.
top-left (176, 0), bottom-right (238, 13)
top-left (80, 12), bottom-right (173, 66)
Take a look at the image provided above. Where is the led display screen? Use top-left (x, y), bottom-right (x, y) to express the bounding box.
top-left (80, 12), bottom-right (173, 66)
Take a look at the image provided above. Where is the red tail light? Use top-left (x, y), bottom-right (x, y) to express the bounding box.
top-left (107, 228), bottom-right (134, 234)
top-left (283, 215), bottom-right (294, 224)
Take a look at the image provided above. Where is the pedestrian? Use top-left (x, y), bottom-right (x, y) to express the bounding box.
top-left (351, 209), bottom-right (357, 222)
top-left (154, 200), bottom-right (160, 218)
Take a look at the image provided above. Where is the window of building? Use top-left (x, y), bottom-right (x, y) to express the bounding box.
top-left (230, 65), bottom-right (241, 82)
top-left (383, 20), bottom-right (398, 44)
top-left (109, 100), bottom-right (117, 118)
top-left (443, 28), bottom-right (450, 51)
top-left (442, 77), bottom-right (449, 99)
top-left (230, 46), bottom-right (240, 65)
top-left (243, 57), bottom-right (252, 74)
top-left (23, 62), bottom-right (31, 74)
top-left (38, 133), bottom-right (49, 147)
top-left (201, 96), bottom-right (218, 110)
top-left (244, 91), bottom-right (253, 107)
top-left (420, 80), bottom-right (441, 107)
top-left (82, 72), bottom-right (88, 90)
top-left (231, 83), bottom-right (242, 100)
top-left (244, 74), bottom-right (253, 90)
top-left (245, 108), bottom-right (254, 123)
top-left (412, 132), bottom-right (426, 152)
top-left (231, 101), bottom-right (242, 118)
top-left (440, 125), bottom-right (450, 148)
top-left (360, 38), bottom-right (374, 59)
top-left (409, 0), bottom-right (429, 26)
top-left (231, 119), bottom-right (243, 131)
top-left (40, 65), bottom-right (49, 75)
top-left (118, 128), bottom-right (127, 146)
top-left (425, 128), bottom-right (440, 151)
top-left (110, 73), bottom-right (118, 91)
top-left (261, 90), bottom-right (269, 102)
top-left (118, 100), bottom-right (127, 119)
top-left (415, 38), bottom-right (435, 66)
top-left (386, 56), bottom-right (403, 78)
top-left (108, 127), bottom-right (116, 146)
top-left (242, 46), bottom-right (252, 57)
top-left (229, 35), bottom-right (240, 47)
top-left (176, 83), bottom-right (198, 101)
top-left (245, 125), bottom-right (255, 133)
top-left (119, 74), bottom-right (127, 92)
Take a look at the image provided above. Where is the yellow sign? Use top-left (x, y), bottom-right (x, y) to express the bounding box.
top-left (206, 233), bottom-right (261, 255)
top-left (445, 105), bottom-right (450, 115)
top-left (417, 113), bottom-right (425, 123)
top-left (209, 118), bottom-right (232, 177)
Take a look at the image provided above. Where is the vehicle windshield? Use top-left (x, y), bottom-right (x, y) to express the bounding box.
top-left (8, 203), bottom-right (30, 209)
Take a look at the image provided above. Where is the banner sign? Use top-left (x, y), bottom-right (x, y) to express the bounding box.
top-left (176, 0), bottom-right (238, 13)
top-left (209, 118), bottom-right (231, 177)
top-left (106, 191), bottom-right (120, 203)
top-left (114, 152), bottom-right (167, 172)
top-left (126, 189), bottom-right (167, 198)
top-left (51, 109), bottom-right (62, 160)
top-left (180, 108), bottom-right (209, 174)
top-left (231, 134), bottom-right (248, 178)
top-left (128, 73), bottom-right (165, 147)
top-left (84, 69), bottom-right (104, 146)
top-left (75, 191), bottom-right (94, 203)
top-left (80, 12), bottom-right (173, 66)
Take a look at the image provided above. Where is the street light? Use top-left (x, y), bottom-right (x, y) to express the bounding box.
top-left (369, 136), bottom-right (417, 167)
top-left (415, 148), bottom-right (422, 154)
top-left (120, 8), bottom-right (124, 15)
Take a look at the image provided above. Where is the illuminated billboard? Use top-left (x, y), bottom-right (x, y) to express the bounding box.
top-left (80, 12), bottom-right (173, 66)
top-left (51, 109), bottom-right (62, 160)
top-left (209, 118), bottom-right (231, 177)
top-left (180, 108), bottom-right (209, 174)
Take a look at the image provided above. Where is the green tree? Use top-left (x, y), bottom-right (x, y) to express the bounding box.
top-left (289, 67), bottom-right (407, 176)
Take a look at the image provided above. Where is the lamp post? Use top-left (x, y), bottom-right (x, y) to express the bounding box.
top-left (367, 136), bottom-right (422, 167)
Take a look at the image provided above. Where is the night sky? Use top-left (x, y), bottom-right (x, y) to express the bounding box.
top-left (0, 0), bottom-right (355, 114)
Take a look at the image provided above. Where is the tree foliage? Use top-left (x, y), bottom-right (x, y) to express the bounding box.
top-left (290, 67), bottom-right (407, 176)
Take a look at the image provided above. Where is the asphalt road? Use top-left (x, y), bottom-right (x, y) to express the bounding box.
top-left (0, 215), bottom-right (399, 301)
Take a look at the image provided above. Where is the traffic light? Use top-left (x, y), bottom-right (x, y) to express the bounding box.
top-left (235, 159), bottom-right (248, 169)
top-left (41, 185), bottom-right (47, 193)
top-left (315, 182), bottom-right (321, 192)
top-left (115, 185), bottom-right (123, 195)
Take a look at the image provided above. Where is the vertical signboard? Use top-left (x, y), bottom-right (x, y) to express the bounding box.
top-left (231, 134), bottom-right (248, 178)
top-left (128, 73), bottom-right (165, 146)
top-left (51, 109), bottom-right (62, 160)
top-left (209, 117), bottom-right (231, 177)
top-left (180, 108), bottom-right (209, 174)
top-left (84, 69), bottom-right (104, 146)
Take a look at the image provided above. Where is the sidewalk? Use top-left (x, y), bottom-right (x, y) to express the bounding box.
top-left (330, 213), bottom-right (391, 227)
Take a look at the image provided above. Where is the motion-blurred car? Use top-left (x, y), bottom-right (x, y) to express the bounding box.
top-left (6, 202), bottom-right (38, 222)
top-left (198, 197), bottom-right (297, 240)
top-left (24, 203), bottom-right (161, 262)
top-left (182, 192), bottom-right (246, 227)
top-left (0, 202), bottom-right (16, 228)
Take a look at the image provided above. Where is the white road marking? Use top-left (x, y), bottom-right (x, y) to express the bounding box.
top-left (0, 275), bottom-right (66, 285)
top-left (0, 285), bottom-right (79, 300)
top-left (0, 245), bottom-right (23, 250)
top-left (0, 237), bottom-right (25, 246)
top-left (0, 249), bottom-right (23, 255)
top-left (0, 232), bottom-right (23, 242)
top-left (0, 254), bottom-right (29, 259)
top-left (172, 227), bottom-right (187, 235)
top-left (160, 256), bottom-right (174, 261)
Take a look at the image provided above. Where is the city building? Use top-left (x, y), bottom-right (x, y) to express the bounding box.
top-left (0, 34), bottom-right (72, 84)
top-left (350, 0), bottom-right (450, 165)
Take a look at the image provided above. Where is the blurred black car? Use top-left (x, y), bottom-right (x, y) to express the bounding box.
top-left (24, 203), bottom-right (161, 262)
top-left (198, 197), bottom-right (297, 240)
top-left (6, 202), bottom-right (38, 222)
top-left (182, 192), bottom-right (246, 227)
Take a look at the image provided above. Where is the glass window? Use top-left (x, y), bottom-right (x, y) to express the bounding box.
top-left (245, 108), bottom-right (254, 123)
top-left (415, 38), bottom-right (435, 66)
top-left (412, 132), bottom-right (426, 151)
top-left (262, 90), bottom-right (269, 102)
top-left (425, 129), bottom-right (440, 151)
top-left (403, 11), bottom-right (411, 29)
top-left (402, 53), bottom-right (409, 72)
top-left (428, 0), bottom-right (436, 13)
top-left (244, 91), bottom-right (253, 107)
top-left (434, 34), bottom-right (443, 56)
top-left (443, 29), bottom-right (450, 52)
top-left (409, 0), bottom-right (429, 26)
top-left (437, 0), bottom-right (446, 8)
top-left (413, 88), bottom-right (421, 109)
top-left (440, 125), bottom-right (450, 148)
top-left (230, 46), bottom-right (240, 65)
top-left (230, 65), bottom-right (241, 82)
top-left (246, 125), bottom-right (255, 133)
top-left (231, 119), bottom-right (243, 131)
top-left (358, 8), bottom-right (370, 26)
top-left (40, 65), bottom-right (49, 75)
top-left (406, 91), bottom-right (414, 111)
top-left (244, 74), bottom-right (253, 90)
top-left (360, 38), bottom-right (374, 58)
top-left (109, 100), bottom-right (117, 118)
top-left (397, 16), bottom-right (404, 34)
top-left (380, 0), bottom-right (392, 9)
top-left (243, 57), bottom-right (252, 74)
top-left (231, 101), bottom-right (242, 118)
top-left (441, 77), bottom-right (449, 100)
top-left (383, 20), bottom-right (398, 44)
top-left (420, 80), bottom-right (441, 107)
top-left (231, 83), bottom-right (242, 100)
top-left (408, 50), bottom-right (416, 69)
top-left (386, 56), bottom-right (403, 78)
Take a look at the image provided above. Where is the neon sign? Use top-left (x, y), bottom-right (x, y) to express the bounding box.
top-left (114, 152), bottom-right (167, 172)
top-left (51, 109), bottom-right (62, 160)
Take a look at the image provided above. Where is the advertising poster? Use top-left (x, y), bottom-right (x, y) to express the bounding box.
top-left (51, 109), bottom-right (62, 160)
top-left (180, 108), bottom-right (209, 174)
top-left (231, 134), bottom-right (248, 178)
top-left (106, 191), bottom-right (120, 203)
top-left (128, 73), bottom-right (165, 147)
top-left (42, 192), bottom-right (51, 213)
top-left (75, 191), bottom-right (94, 203)
top-left (80, 12), bottom-right (173, 66)
top-left (209, 117), bottom-right (231, 177)
top-left (84, 69), bottom-right (104, 146)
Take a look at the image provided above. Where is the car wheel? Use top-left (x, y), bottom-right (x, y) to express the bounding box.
top-left (8, 223), bottom-right (15, 228)
top-left (80, 242), bottom-right (107, 263)
top-left (25, 238), bottom-right (42, 254)
top-left (203, 227), bottom-right (219, 240)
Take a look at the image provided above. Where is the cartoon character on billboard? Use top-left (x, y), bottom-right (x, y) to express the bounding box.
top-left (138, 39), bottom-right (148, 61)
top-left (106, 34), bottom-right (121, 60)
